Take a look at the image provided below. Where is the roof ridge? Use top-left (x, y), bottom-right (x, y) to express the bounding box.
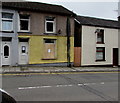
top-left (2, 1), bottom-right (62, 7)
top-left (76, 15), bottom-right (119, 29)
top-left (25, 1), bottom-right (63, 7)
top-left (77, 15), bottom-right (118, 22)
top-left (2, 2), bottom-right (75, 16)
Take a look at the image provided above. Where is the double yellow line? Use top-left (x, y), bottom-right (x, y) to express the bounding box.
top-left (0, 71), bottom-right (120, 76)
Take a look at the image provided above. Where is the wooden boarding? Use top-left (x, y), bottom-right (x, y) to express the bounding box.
top-left (43, 43), bottom-right (55, 59)
top-left (74, 47), bottom-right (81, 67)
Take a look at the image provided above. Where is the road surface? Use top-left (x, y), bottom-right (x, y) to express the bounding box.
top-left (1, 72), bottom-right (119, 101)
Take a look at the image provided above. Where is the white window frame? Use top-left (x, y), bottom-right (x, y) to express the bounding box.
top-left (2, 12), bottom-right (13, 32)
top-left (45, 17), bottom-right (56, 33)
top-left (96, 47), bottom-right (105, 61)
top-left (19, 14), bottom-right (30, 32)
top-left (95, 29), bottom-right (104, 44)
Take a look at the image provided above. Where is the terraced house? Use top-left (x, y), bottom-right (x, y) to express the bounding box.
top-left (74, 16), bottom-right (120, 67)
top-left (0, 2), bottom-right (119, 67)
top-left (0, 2), bottom-right (75, 67)
top-left (118, 16), bottom-right (120, 67)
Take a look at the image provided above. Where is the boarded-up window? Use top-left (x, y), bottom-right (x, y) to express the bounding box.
top-left (43, 39), bottom-right (56, 59)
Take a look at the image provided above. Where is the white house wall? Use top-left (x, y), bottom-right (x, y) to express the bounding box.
top-left (0, 6), bottom-right (2, 66)
top-left (118, 29), bottom-right (120, 66)
top-left (119, 1), bottom-right (120, 66)
top-left (0, 38), bottom-right (2, 67)
top-left (81, 25), bottom-right (118, 66)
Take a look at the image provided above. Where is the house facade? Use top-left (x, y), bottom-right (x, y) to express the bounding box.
top-left (74, 16), bottom-right (119, 67)
top-left (0, 8), bottom-right (18, 66)
top-left (118, 16), bottom-right (120, 66)
top-left (0, 2), bottom-right (75, 67)
top-left (1, 2), bottom-right (119, 67)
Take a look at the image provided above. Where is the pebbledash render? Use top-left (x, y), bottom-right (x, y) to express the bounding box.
top-left (0, 2), bottom-right (75, 67)
top-left (74, 16), bottom-right (120, 67)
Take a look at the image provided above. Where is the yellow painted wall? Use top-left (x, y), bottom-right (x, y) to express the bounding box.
top-left (18, 35), bottom-right (74, 64)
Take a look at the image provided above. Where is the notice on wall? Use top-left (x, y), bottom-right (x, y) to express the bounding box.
top-left (48, 49), bottom-right (51, 53)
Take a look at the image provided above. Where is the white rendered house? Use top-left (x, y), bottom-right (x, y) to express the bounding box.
top-left (74, 16), bottom-right (119, 67)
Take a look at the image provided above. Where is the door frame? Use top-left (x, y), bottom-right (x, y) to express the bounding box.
top-left (18, 42), bottom-right (29, 65)
top-left (2, 42), bottom-right (11, 66)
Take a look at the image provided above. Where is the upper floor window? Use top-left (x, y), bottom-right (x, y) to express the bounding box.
top-left (45, 17), bottom-right (56, 33)
top-left (2, 13), bottom-right (13, 31)
top-left (19, 14), bottom-right (30, 32)
top-left (96, 29), bottom-right (104, 44)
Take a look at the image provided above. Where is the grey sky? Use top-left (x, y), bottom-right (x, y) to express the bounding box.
top-left (25, 0), bottom-right (119, 20)
top-left (58, 2), bottom-right (118, 20)
top-left (119, 1), bottom-right (120, 16)
top-left (2, 0), bottom-right (118, 20)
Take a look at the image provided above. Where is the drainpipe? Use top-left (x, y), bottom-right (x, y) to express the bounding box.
top-left (66, 17), bottom-right (71, 67)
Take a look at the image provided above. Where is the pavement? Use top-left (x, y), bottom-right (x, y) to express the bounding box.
top-left (0, 66), bottom-right (119, 74)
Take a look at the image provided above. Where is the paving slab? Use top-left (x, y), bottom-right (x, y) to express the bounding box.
top-left (0, 66), bottom-right (119, 74)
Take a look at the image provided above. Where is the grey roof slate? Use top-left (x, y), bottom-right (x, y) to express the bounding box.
top-left (2, 2), bottom-right (76, 16)
top-left (76, 16), bottom-right (120, 29)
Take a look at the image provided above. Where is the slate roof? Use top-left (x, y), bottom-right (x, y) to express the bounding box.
top-left (76, 16), bottom-right (120, 29)
top-left (2, 2), bottom-right (76, 16)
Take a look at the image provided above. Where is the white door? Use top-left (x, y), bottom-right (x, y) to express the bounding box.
top-left (2, 42), bottom-right (11, 66)
top-left (19, 42), bottom-right (29, 65)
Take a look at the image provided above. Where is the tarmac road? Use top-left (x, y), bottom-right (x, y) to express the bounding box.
top-left (1, 72), bottom-right (119, 102)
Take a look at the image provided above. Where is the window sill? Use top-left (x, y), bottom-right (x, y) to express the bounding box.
top-left (18, 31), bottom-right (32, 34)
top-left (2, 31), bottom-right (14, 33)
top-left (96, 42), bottom-right (105, 44)
top-left (44, 33), bottom-right (58, 35)
top-left (96, 60), bottom-right (106, 62)
top-left (42, 58), bottom-right (57, 60)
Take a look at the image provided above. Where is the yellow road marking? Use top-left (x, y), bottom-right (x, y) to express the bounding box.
top-left (0, 71), bottom-right (120, 76)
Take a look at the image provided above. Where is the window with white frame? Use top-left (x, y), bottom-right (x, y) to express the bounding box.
top-left (96, 29), bottom-right (104, 44)
top-left (45, 17), bottom-right (56, 33)
top-left (2, 12), bottom-right (13, 31)
top-left (96, 47), bottom-right (105, 61)
top-left (19, 14), bottom-right (30, 32)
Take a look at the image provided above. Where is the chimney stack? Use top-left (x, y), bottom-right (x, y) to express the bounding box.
top-left (118, 16), bottom-right (120, 30)
top-left (118, 16), bottom-right (120, 28)
top-left (118, 0), bottom-right (120, 21)
top-left (118, 16), bottom-right (120, 22)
